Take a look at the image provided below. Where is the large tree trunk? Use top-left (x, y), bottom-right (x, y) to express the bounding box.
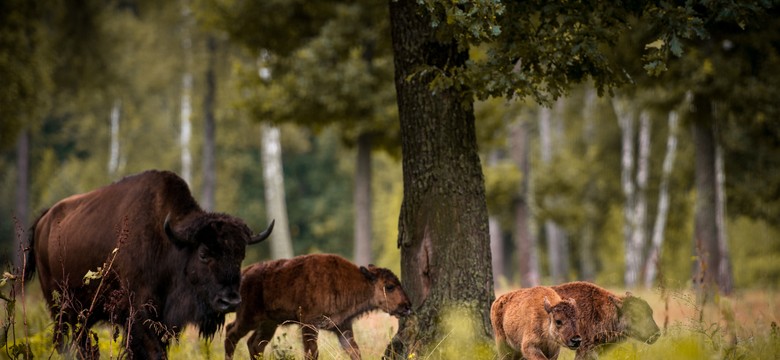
top-left (691, 94), bottom-right (720, 301)
top-left (14, 129), bottom-right (29, 273)
top-left (386, 1), bottom-right (494, 357)
top-left (201, 36), bottom-right (217, 211)
top-left (508, 118), bottom-right (539, 287)
top-left (644, 110), bottom-right (680, 288)
top-left (261, 124), bottom-right (294, 259)
top-left (353, 132), bottom-right (373, 265)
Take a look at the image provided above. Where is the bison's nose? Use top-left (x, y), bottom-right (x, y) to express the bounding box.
top-left (216, 293), bottom-right (241, 313)
top-left (569, 336), bottom-right (582, 349)
top-left (647, 332), bottom-right (661, 344)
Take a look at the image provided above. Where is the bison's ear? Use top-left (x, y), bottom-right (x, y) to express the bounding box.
top-left (360, 266), bottom-right (377, 282)
top-left (625, 291), bottom-right (634, 298)
top-left (249, 220), bottom-right (275, 245)
top-left (164, 213), bottom-right (194, 247)
top-left (567, 297), bottom-right (577, 307)
top-left (543, 297), bottom-right (553, 313)
top-left (609, 295), bottom-right (623, 311)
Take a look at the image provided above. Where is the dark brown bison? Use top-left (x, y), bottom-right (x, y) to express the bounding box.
top-left (551, 281), bottom-right (661, 360)
top-left (224, 253), bottom-right (412, 360)
top-left (491, 286), bottom-right (581, 360)
top-left (24, 170), bottom-right (273, 359)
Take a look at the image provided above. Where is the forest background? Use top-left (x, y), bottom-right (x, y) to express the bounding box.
top-left (1, 0), bottom-right (779, 332)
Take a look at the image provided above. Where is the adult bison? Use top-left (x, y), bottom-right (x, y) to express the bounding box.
top-left (24, 170), bottom-right (273, 359)
top-left (224, 253), bottom-right (412, 360)
top-left (551, 281), bottom-right (661, 360)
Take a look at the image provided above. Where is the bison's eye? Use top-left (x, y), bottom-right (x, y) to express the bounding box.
top-left (555, 319), bottom-right (563, 327)
top-left (199, 249), bottom-right (212, 263)
top-left (385, 284), bottom-right (396, 292)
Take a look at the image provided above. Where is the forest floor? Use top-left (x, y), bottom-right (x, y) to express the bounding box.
top-left (2, 281), bottom-right (778, 359)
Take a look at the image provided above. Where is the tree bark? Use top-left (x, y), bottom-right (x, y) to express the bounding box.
top-left (353, 132), bottom-right (373, 265)
top-left (14, 129), bottom-right (29, 273)
top-left (261, 124), bottom-right (294, 259)
top-left (386, 1), bottom-right (494, 357)
top-left (645, 110), bottom-right (679, 288)
top-left (691, 93), bottom-right (719, 301)
top-left (201, 36), bottom-right (217, 212)
top-left (508, 118), bottom-right (539, 287)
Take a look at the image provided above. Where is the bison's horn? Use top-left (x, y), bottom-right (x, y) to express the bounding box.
top-left (249, 219), bottom-right (275, 245)
top-left (164, 213), bottom-right (183, 244)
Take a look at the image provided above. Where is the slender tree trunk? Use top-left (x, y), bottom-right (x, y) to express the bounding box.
top-left (579, 87), bottom-right (597, 281)
top-left (509, 117), bottom-right (539, 287)
top-left (179, 0), bottom-right (193, 184)
top-left (261, 124), bottom-right (293, 259)
top-left (714, 127), bottom-right (733, 295)
top-left (613, 97), bottom-right (637, 288)
top-left (645, 110), bottom-right (680, 288)
top-left (487, 151), bottom-right (505, 287)
top-left (386, 1), bottom-right (494, 356)
top-left (627, 110), bottom-right (651, 288)
top-left (14, 129), bottom-right (29, 272)
top-left (201, 36), bottom-right (217, 211)
top-left (539, 104), bottom-right (568, 283)
top-left (691, 94), bottom-right (719, 301)
top-left (108, 100), bottom-right (122, 178)
top-left (353, 132), bottom-right (373, 265)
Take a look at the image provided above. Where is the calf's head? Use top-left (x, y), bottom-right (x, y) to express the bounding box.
top-left (616, 293), bottom-right (661, 344)
top-left (165, 214), bottom-right (273, 313)
top-left (360, 265), bottom-right (412, 317)
top-left (544, 296), bottom-right (581, 350)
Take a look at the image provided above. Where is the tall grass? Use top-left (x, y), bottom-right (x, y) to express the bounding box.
top-left (2, 279), bottom-right (778, 359)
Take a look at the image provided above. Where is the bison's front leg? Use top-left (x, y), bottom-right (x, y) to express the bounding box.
top-left (301, 324), bottom-right (320, 359)
top-left (127, 320), bottom-right (169, 360)
top-left (335, 323), bottom-right (361, 360)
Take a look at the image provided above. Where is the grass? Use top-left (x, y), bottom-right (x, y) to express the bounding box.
top-left (1, 281), bottom-right (778, 359)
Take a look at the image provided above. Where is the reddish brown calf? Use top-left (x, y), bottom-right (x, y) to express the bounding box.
top-left (552, 281), bottom-right (660, 360)
top-left (491, 286), bottom-right (581, 360)
top-left (224, 254), bottom-right (412, 360)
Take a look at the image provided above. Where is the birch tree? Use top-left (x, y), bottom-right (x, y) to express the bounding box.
top-left (179, 0), bottom-right (194, 184)
top-left (353, 133), bottom-right (373, 265)
top-left (644, 110), bottom-right (680, 288)
top-left (201, 36), bottom-right (217, 211)
top-left (509, 118), bottom-right (540, 287)
top-left (108, 100), bottom-right (122, 178)
top-left (539, 102), bottom-right (569, 283)
top-left (261, 124), bottom-right (294, 259)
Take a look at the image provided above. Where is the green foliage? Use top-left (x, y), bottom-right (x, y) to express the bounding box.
top-left (729, 217), bottom-right (780, 289)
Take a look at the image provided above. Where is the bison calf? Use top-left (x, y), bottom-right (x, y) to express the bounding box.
top-left (224, 253), bottom-right (412, 360)
top-left (551, 281), bottom-right (661, 360)
top-left (491, 286), bottom-right (581, 360)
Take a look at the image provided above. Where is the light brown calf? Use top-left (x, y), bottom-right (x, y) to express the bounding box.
top-left (552, 281), bottom-right (660, 360)
top-left (491, 286), bottom-right (581, 360)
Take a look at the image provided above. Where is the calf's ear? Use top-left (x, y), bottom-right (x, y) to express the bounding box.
top-left (360, 266), bottom-right (377, 282)
top-left (164, 213), bottom-right (194, 247)
top-left (544, 297), bottom-right (553, 313)
top-left (609, 295), bottom-right (623, 312)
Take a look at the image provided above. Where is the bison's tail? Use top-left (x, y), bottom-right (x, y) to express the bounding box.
top-left (22, 208), bottom-right (48, 282)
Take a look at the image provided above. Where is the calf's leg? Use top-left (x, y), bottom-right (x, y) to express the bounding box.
top-left (301, 324), bottom-right (320, 360)
top-left (246, 321), bottom-right (278, 359)
top-left (335, 323), bottom-right (361, 360)
top-left (225, 319), bottom-right (255, 360)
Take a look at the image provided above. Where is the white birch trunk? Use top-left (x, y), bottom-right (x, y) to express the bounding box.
top-left (108, 100), bottom-right (122, 178)
top-left (261, 124), bottom-right (294, 259)
top-left (644, 111), bottom-right (679, 288)
top-left (489, 216), bottom-right (504, 288)
top-left (509, 118), bottom-right (540, 287)
top-left (579, 86), bottom-right (597, 281)
top-left (612, 97), bottom-right (637, 288)
top-left (626, 110), bottom-right (651, 287)
top-left (180, 0), bottom-right (193, 184)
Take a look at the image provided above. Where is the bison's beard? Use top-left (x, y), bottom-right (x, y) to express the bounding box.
top-left (196, 300), bottom-right (226, 339)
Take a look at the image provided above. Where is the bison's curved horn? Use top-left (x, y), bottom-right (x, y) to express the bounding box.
top-left (164, 213), bottom-right (183, 244)
top-left (249, 219), bottom-right (275, 245)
